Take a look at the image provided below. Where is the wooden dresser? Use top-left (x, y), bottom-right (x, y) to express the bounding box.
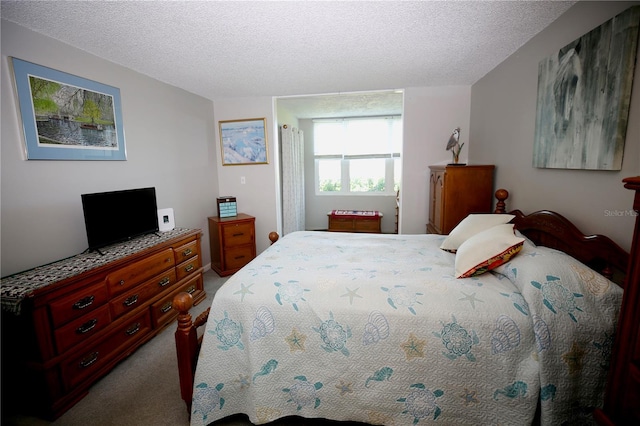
top-left (209, 213), bottom-right (256, 276)
top-left (0, 228), bottom-right (205, 420)
top-left (594, 176), bottom-right (640, 425)
top-left (427, 165), bottom-right (495, 234)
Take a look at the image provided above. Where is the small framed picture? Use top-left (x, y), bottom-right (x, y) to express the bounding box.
top-left (10, 57), bottom-right (126, 161)
top-left (219, 118), bottom-right (268, 165)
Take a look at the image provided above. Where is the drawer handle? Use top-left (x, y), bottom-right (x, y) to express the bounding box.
top-left (76, 318), bottom-right (98, 334)
top-left (158, 277), bottom-right (171, 287)
top-left (160, 302), bottom-right (173, 313)
top-left (234, 255), bottom-right (246, 260)
top-left (79, 352), bottom-right (99, 368)
top-left (123, 294), bottom-right (139, 307)
top-left (232, 232), bottom-right (244, 237)
top-left (119, 279), bottom-right (125, 286)
top-left (184, 264), bottom-right (194, 273)
top-left (182, 248), bottom-right (192, 257)
top-left (125, 322), bottom-right (141, 336)
top-left (186, 285), bottom-right (196, 294)
top-left (73, 295), bottom-right (95, 310)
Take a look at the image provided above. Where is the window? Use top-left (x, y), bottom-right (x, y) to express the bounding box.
top-left (314, 117), bottom-right (401, 195)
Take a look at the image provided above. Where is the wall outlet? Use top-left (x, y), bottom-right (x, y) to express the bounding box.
top-left (241, 176), bottom-right (246, 184)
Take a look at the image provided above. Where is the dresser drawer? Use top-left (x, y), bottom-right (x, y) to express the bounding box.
top-left (152, 273), bottom-right (203, 327)
top-left (109, 277), bottom-right (164, 319)
top-left (50, 281), bottom-right (110, 328)
top-left (222, 222), bottom-right (254, 247)
top-left (224, 245), bottom-right (254, 270)
top-left (106, 248), bottom-right (175, 296)
top-left (174, 239), bottom-right (199, 264)
top-left (54, 305), bottom-right (112, 354)
top-left (61, 309), bottom-right (151, 390)
top-left (176, 255), bottom-right (200, 281)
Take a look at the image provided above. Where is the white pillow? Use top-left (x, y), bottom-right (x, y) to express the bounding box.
top-left (440, 214), bottom-right (515, 252)
top-left (455, 224), bottom-right (525, 278)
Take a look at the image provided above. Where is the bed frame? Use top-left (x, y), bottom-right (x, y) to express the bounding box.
top-left (173, 187), bottom-right (631, 415)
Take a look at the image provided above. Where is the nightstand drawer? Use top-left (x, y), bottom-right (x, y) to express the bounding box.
top-left (222, 222), bottom-right (254, 247)
top-left (209, 213), bottom-right (256, 276)
top-left (224, 245), bottom-right (254, 270)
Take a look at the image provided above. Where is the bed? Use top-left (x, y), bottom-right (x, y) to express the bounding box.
top-left (173, 189), bottom-right (630, 426)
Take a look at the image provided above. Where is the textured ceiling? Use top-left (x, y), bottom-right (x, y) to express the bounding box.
top-left (1, 0), bottom-right (576, 117)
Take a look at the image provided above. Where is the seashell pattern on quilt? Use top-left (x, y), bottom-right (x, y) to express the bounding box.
top-left (192, 231), bottom-right (622, 426)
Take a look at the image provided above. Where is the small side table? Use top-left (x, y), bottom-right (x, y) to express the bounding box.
top-left (208, 213), bottom-right (256, 276)
top-left (327, 210), bottom-right (382, 233)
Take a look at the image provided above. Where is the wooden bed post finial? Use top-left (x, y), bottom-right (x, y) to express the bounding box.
top-left (494, 189), bottom-right (509, 214)
top-left (269, 232), bottom-right (279, 244)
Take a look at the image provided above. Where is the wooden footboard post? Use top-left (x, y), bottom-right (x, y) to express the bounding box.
top-left (494, 189), bottom-right (509, 214)
top-left (174, 292), bottom-right (197, 415)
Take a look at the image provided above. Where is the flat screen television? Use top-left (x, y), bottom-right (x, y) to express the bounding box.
top-left (81, 187), bottom-right (159, 251)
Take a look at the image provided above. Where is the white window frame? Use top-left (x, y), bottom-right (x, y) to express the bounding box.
top-left (313, 116), bottom-right (401, 196)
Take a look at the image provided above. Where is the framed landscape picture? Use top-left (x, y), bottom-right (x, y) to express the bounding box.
top-left (11, 57), bottom-right (126, 160)
top-left (219, 118), bottom-right (269, 165)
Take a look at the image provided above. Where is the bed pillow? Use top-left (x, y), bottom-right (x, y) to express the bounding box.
top-left (440, 214), bottom-right (515, 253)
top-left (455, 223), bottom-right (525, 278)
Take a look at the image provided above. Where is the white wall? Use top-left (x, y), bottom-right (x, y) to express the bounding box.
top-left (1, 20), bottom-right (218, 276)
top-left (470, 1), bottom-right (640, 252)
top-left (401, 86), bottom-right (472, 234)
top-left (213, 97), bottom-right (279, 254)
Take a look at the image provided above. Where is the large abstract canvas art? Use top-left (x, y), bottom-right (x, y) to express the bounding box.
top-left (533, 6), bottom-right (639, 170)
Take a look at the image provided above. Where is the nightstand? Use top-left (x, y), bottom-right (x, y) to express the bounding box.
top-left (208, 213), bottom-right (256, 276)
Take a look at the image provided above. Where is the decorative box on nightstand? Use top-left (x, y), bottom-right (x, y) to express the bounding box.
top-left (216, 196), bottom-right (237, 218)
top-left (208, 213), bottom-right (256, 276)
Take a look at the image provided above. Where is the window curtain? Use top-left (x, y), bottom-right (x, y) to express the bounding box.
top-left (281, 125), bottom-right (305, 235)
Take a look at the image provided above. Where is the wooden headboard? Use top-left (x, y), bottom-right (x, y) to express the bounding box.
top-left (494, 189), bottom-right (628, 287)
top-left (510, 209), bottom-right (628, 286)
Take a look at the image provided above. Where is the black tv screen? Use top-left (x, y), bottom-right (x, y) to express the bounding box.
top-left (81, 187), bottom-right (159, 251)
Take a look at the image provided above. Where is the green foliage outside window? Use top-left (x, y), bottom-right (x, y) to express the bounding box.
top-left (319, 180), bottom-right (341, 192)
top-left (320, 178), bottom-right (389, 192)
top-left (351, 178), bottom-right (385, 192)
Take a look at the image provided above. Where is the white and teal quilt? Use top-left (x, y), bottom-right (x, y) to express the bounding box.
top-left (190, 231), bottom-right (622, 426)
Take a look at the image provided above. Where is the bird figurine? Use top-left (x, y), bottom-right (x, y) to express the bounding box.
top-left (446, 127), bottom-right (464, 164)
